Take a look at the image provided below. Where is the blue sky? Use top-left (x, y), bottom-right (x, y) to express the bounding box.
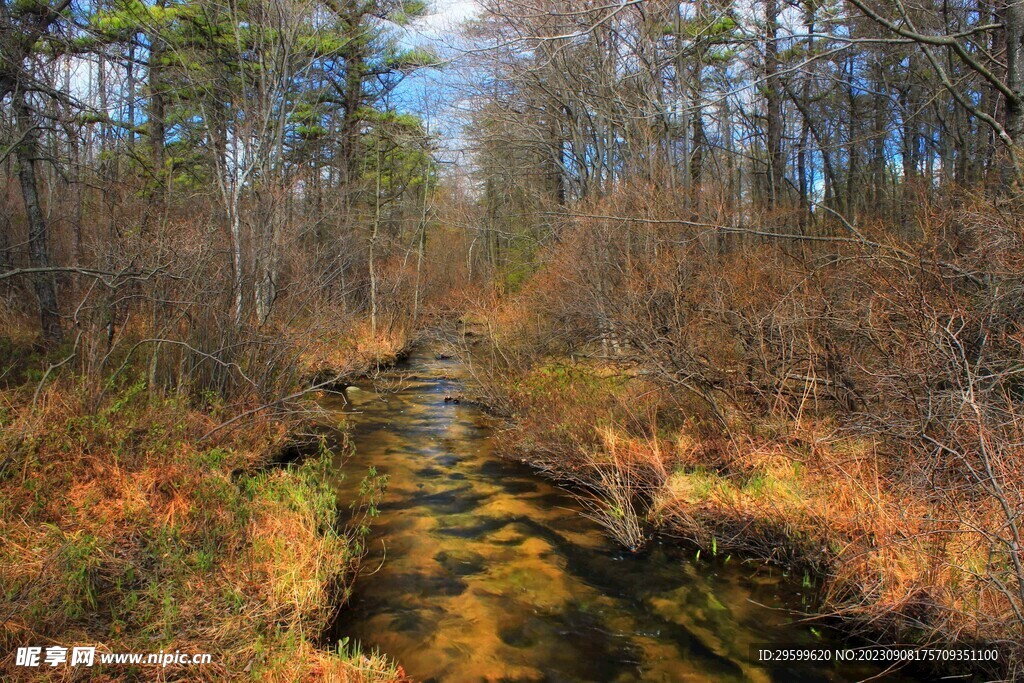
top-left (394, 0), bottom-right (481, 166)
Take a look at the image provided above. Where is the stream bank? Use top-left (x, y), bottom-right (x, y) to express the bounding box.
top-left (324, 344), bottom-right (931, 682)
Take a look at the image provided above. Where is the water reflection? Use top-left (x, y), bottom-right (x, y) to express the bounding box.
top-left (325, 352), bottom-right (914, 682)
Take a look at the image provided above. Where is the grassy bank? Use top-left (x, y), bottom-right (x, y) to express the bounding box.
top-left (0, 334), bottom-right (407, 681)
top-left (465, 328), bottom-right (1022, 680)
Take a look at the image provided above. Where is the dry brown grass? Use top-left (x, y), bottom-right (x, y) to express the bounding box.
top-left (484, 351), bottom-right (1022, 674)
top-left (463, 187), bottom-right (1024, 677)
top-left (295, 319), bottom-right (411, 382)
top-left (0, 366), bottom-right (406, 681)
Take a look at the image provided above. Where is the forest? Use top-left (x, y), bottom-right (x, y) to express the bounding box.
top-left (1, 0), bottom-right (1023, 679)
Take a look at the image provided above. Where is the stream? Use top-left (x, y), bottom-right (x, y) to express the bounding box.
top-left (324, 347), bottom-right (918, 682)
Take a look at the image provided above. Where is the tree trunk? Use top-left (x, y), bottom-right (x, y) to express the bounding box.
top-left (765, 0), bottom-right (785, 210)
top-left (339, 29), bottom-right (366, 191)
top-left (14, 94), bottom-right (62, 344)
top-left (148, 0), bottom-right (166, 179)
top-left (1002, 0), bottom-right (1024, 185)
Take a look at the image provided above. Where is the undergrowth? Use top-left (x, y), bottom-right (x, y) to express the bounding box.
top-left (0, 342), bottom-right (406, 682)
top-left (469, 345), bottom-right (1022, 681)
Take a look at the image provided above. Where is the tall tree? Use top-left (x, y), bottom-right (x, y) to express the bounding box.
top-left (1, 0), bottom-right (73, 344)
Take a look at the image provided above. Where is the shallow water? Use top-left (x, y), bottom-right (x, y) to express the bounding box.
top-left (325, 350), bottom-right (915, 682)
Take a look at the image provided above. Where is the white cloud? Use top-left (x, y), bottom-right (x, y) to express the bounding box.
top-left (410, 0), bottom-right (479, 41)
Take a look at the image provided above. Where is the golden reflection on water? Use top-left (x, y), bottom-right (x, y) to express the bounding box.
top-left (324, 352), bottom-right (910, 683)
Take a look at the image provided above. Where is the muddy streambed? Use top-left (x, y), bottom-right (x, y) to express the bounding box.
top-left (324, 349), bottom-right (918, 682)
